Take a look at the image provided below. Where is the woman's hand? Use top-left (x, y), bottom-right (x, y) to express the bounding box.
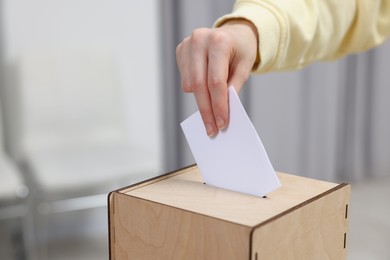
top-left (176, 19), bottom-right (258, 136)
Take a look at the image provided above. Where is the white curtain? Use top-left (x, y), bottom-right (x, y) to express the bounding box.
top-left (249, 41), bottom-right (390, 182)
top-left (161, 0), bottom-right (390, 182)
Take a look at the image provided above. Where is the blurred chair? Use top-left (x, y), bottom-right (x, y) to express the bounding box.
top-left (0, 101), bottom-right (31, 259)
top-left (0, 155), bottom-right (28, 219)
top-left (0, 153), bottom-right (31, 260)
top-left (8, 49), bottom-right (158, 259)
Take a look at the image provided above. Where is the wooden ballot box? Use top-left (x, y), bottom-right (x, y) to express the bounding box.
top-left (108, 165), bottom-right (350, 260)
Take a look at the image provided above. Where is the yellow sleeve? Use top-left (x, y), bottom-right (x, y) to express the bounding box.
top-left (214, 0), bottom-right (390, 74)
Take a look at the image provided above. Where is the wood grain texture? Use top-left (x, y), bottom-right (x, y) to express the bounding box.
top-left (110, 192), bottom-right (251, 260)
top-left (109, 165), bottom-right (350, 260)
top-left (251, 184), bottom-right (351, 260)
top-left (125, 165), bottom-right (338, 227)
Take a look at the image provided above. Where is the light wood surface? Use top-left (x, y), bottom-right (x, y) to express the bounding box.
top-left (251, 184), bottom-right (350, 259)
top-left (110, 192), bottom-right (251, 260)
top-left (109, 165), bottom-right (350, 260)
top-left (124, 165), bottom-right (339, 227)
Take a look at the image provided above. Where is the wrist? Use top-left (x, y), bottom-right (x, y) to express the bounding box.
top-left (219, 19), bottom-right (260, 70)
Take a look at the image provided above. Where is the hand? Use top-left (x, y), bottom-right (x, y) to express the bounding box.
top-left (176, 19), bottom-right (258, 136)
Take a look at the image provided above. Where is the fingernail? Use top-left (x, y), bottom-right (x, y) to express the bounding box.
top-left (216, 117), bottom-right (225, 130)
top-left (206, 124), bottom-right (214, 137)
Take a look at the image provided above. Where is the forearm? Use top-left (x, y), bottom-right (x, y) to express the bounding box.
top-left (215, 0), bottom-right (390, 73)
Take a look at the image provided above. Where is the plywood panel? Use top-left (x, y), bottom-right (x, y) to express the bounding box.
top-left (251, 184), bottom-right (350, 260)
top-left (109, 165), bottom-right (350, 260)
top-left (125, 165), bottom-right (338, 226)
top-left (110, 192), bottom-right (251, 260)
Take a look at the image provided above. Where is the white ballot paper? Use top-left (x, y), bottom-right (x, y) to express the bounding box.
top-left (181, 86), bottom-right (281, 197)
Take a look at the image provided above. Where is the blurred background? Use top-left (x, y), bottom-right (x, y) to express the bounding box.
top-left (0, 0), bottom-right (389, 259)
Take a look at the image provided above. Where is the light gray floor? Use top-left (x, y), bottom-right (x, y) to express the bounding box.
top-left (1, 176), bottom-right (390, 260)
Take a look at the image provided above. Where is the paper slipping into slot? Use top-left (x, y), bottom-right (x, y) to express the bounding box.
top-left (180, 86), bottom-right (281, 197)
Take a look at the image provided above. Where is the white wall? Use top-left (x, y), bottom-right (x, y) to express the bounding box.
top-left (2, 0), bottom-right (162, 170)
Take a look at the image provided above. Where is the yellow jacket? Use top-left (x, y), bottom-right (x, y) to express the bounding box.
top-left (215, 0), bottom-right (390, 73)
